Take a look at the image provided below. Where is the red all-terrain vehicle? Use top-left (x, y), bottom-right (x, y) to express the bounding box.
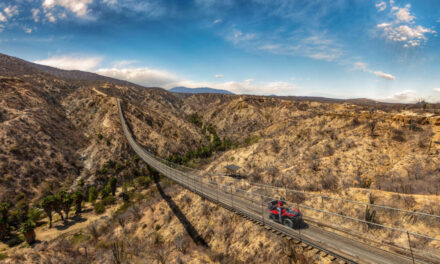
top-left (268, 200), bottom-right (302, 228)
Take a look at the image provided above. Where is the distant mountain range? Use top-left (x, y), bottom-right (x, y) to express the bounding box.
top-left (169, 86), bottom-right (234, 95)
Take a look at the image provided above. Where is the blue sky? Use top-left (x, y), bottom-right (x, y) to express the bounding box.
top-left (0, 0), bottom-right (439, 102)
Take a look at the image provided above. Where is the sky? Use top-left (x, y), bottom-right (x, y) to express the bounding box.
top-left (0, 0), bottom-right (439, 102)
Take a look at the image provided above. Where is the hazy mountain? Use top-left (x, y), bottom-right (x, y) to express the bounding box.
top-left (169, 86), bottom-right (234, 94)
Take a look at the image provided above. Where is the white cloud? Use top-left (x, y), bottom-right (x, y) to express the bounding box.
top-left (215, 74), bottom-right (224, 78)
top-left (354, 61), bottom-right (395, 81)
top-left (376, 2), bottom-right (435, 47)
top-left (101, 0), bottom-right (166, 17)
top-left (376, 1), bottom-right (387, 12)
top-left (394, 4), bottom-right (414, 23)
top-left (380, 90), bottom-right (417, 103)
top-left (176, 79), bottom-right (298, 96)
top-left (34, 55), bottom-right (103, 71)
top-left (95, 65), bottom-right (298, 95)
top-left (3, 6), bottom-right (19, 18)
top-left (377, 22), bottom-right (391, 28)
top-left (353, 62), bottom-right (368, 71)
top-left (32, 8), bottom-right (40, 22)
top-left (103, 0), bottom-right (117, 5)
top-left (378, 23), bottom-right (436, 47)
top-left (46, 12), bottom-right (56, 22)
top-left (0, 12), bottom-right (6, 22)
top-left (433, 88), bottom-right (440, 93)
top-left (96, 67), bottom-right (179, 88)
top-left (42, 0), bottom-right (93, 18)
top-left (213, 19), bottom-right (222, 24)
top-left (373, 71), bottom-right (395, 80)
top-left (232, 29), bottom-right (257, 43)
top-left (23, 27), bottom-right (32, 34)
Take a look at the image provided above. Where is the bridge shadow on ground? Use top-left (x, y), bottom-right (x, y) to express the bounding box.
top-left (154, 177), bottom-right (209, 248)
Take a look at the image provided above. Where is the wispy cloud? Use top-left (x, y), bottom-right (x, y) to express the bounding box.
top-left (376, 1), bottom-right (387, 12)
top-left (259, 34), bottom-right (342, 62)
top-left (354, 61), bottom-right (395, 80)
top-left (34, 55), bottom-right (103, 71)
top-left (213, 19), bottom-right (222, 24)
top-left (433, 88), bottom-right (440, 93)
top-left (215, 74), bottom-right (224, 78)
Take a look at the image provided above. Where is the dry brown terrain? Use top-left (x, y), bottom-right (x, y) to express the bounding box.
top-left (1, 53), bottom-right (439, 263)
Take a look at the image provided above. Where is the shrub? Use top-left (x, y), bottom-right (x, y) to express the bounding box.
top-left (106, 139), bottom-right (111, 146)
top-left (97, 133), bottom-right (103, 140)
top-left (392, 129), bottom-right (406, 142)
top-left (94, 202), bottom-right (105, 214)
top-left (27, 207), bottom-right (43, 223)
top-left (102, 196), bottom-right (116, 206)
top-left (134, 176), bottom-right (151, 190)
top-left (121, 192), bottom-right (130, 204)
top-left (365, 206), bottom-right (377, 229)
top-left (244, 136), bottom-right (260, 146)
top-left (189, 113), bottom-right (203, 127)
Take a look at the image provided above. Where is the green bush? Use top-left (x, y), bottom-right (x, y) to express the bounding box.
top-left (88, 187), bottom-right (98, 203)
top-left (134, 176), bottom-right (151, 189)
top-left (94, 202), bottom-right (105, 214)
top-left (102, 196), bottom-right (116, 206)
top-left (20, 220), bottom-right (35, 234)
top-left (189, 113), bottom-right (203, 127)
top-left (27, 207), bottom-right (43, 223)
top-left (97, 133), bottom-right (103, 140)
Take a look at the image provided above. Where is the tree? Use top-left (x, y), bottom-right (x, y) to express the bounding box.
top-left (20, 220), bottom-right (36, 244)
top-left (0, 202), bottom-right (9, 220)
top-left (101, 185), bottom-right (111, 199)
top-left (73, 191), bottom-right (84, 215)
top-left (109, 177), bottom-right (117, 196)
top-left (42, 196), bottom-right (56, 228)
top-left (58, 191), bottom-right (73, 220)
top-left (0, 216), bottom-right (7, 240)
top-left (89, 186), bottom-right (98, 203)
top-left (52, 195), bottom-right (64, 221)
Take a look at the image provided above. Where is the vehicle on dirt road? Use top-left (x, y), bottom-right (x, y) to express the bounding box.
top-left (268, 200), bottom-right (302, 228)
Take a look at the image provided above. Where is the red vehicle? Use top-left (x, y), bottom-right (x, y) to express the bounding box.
top-left (268, 200), bottom-right (302, 228)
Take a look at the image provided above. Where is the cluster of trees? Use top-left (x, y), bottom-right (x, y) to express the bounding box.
top-left (0, 197), bottom-right (43, 245)
top-left (168, 118), bottom-right (235, 165)
top-left (41, 190), bottom-right (84, 228)
top-left (1, 155), bottom-right (159, 247)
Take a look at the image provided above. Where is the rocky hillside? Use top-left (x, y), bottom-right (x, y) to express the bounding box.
top-left (1, 53), bottom-right (439, 262)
